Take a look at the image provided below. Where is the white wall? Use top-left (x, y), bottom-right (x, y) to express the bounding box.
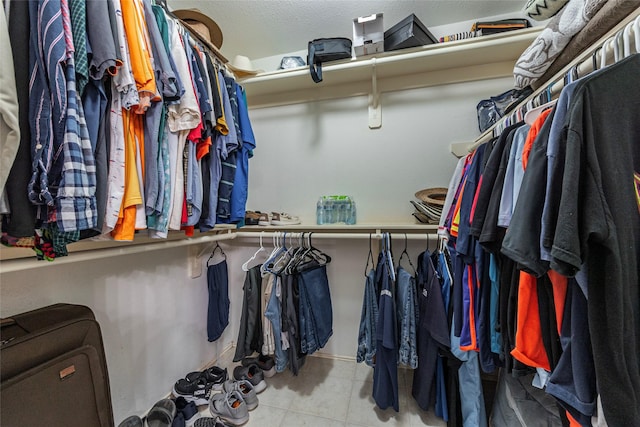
top-left (0, 75), bottom-right (514, 424)
top-left (245, 77), bottom-right (512, 223)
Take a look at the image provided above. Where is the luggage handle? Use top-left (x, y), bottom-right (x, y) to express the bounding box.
top-left (1, 318), bottom-right (16, 327)
top-left (308, 42), bottom-right (323, 83)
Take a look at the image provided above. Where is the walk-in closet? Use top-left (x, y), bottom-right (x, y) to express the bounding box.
top-left (1, 1), bottom-right (639, 426)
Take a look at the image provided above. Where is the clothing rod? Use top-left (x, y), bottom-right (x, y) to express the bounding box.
top-left (234, 231), bottom-right (436, 241)
top-left (465, 8), bottom-right (640, 154)
top-left (0, 232), bottom-right (236, 274)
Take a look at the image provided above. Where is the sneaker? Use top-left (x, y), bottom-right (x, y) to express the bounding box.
top-left (244, 211), bottom-right (261, 226)
top-left (185, 366), bottom-right (227, 392)
top-left (257, 212), bottom-right (271, 226)
top-left (233, 364), bottom-right (267, 394)
top-left (209, 391), bottom-right (249, 426)
top-left (241, 354), bottom-right (276, 378)
top-left (172, 377), bottom-right (217, 406)
top-left (174, 396), bottom-right (200, 426)
top-left (223, 379), bottom-right (258, 411)
top-left (271, 212), bottom-right (300, 226)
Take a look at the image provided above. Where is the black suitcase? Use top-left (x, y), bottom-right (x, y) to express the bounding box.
top-left (1, 303), bottom-right (114, 427)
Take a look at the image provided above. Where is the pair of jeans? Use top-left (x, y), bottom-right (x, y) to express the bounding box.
top-left (264, 274), bottom-right (288, 373)
top-left (298, 264), bottom-right (333, 354)
top-left (206, 259), bottom-right (229, 342)
top-left (396, 267), bottom-right (418, 369)
top-left (357, 269), bottom-right (377, 366)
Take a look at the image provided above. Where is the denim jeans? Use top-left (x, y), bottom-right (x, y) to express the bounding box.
top-left (396, 267), bottom-right (418, 369)
top-left (357, 269), bottom-right (378, 366)
top-left (265, 275), bottom-right (288, 372)
top-left (297, 264), bottom-right (333, 353)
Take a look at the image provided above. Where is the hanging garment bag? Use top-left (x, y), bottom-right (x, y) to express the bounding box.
top-left (0, 303), bottom-right (114, 427)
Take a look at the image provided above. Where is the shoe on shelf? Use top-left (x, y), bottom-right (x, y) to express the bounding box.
top-left (146, 398), bottom-right (176, 427)
top-left (223, 379), bottom-right (259, 411)
top-left (271, 212), bottom-right (300, 226)
top-left (193, 416), bottom-right (230, 427)
top-left (244, 211), bottom-right (261, 226)
top-left (241, 354), bottom-right (276, 378)
top-left (172, 377), bottom-right (217, 406)
top-left (258, 212), bottom-right (271, 226)
top-left (209, 391), bottom-right (250, 426)
top-left (233, 364), bottom-right (267, 394)
top-left (185, 366), bottom-right (227, 392)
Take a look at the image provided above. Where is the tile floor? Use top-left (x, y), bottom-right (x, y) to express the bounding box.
top-left (197, 350), bottom-right (447, 427)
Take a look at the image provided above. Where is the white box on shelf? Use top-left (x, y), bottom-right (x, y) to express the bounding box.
top-left (353, 13), bottom-right (384, 57)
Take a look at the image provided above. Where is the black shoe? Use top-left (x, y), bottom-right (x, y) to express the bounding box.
top-left (185, 366), bottom-right (227, 391)
top-left (241, 354), bottom-right (276, 378)
top-left (172, 377), bottom-right (217, 406)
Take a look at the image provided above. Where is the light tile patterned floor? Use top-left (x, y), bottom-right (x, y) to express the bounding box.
top-left (198, 351), bottom-right (447, 427)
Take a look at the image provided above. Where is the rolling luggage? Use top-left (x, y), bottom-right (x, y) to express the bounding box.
top-left (1, 303), bottom-right (114, 427)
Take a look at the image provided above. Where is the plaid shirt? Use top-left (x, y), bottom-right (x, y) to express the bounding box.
top-left (55, 0), bottom-right (97, 232)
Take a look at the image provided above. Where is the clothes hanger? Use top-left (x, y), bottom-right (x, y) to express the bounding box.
top-left (364, 234), bottom-right (375, 277)
top-left (384, 233), bottom-right (396, 282)
top-left (397, 234), bottom-right (416, 276)
top-left (206, 242), bottom-right (226, 267)
top-left (261, 232), bottom-right (283, 275)
top-left (242, 232), bottom-right (266, 272)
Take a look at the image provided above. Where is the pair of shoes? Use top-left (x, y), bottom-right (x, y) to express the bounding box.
top-left (233, 365), bottom-right (267, 394)
top-left (173, 366), bottom-right (228, 406)
top-left (118, 415), bottom-right (143, 427)
top-left (223, 379), bottom-right (259, 411)
top-left (241, 354), bottom-right (276, 378)
top-left (272, 212), bottom-right (301, 226)
top-left (244, 211), bottom-right (261, 226)
top-left (258, 212), bottom-right (301, 226)
top-left (193, 416), bottom-right (229, 427)
top-left (146, 399), bottom-right (176, 427)
top-left (208, 391), bottom-right (250, 426)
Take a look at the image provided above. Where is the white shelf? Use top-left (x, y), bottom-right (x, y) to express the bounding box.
top-left (238, 223), bottom-right (439, 233)
top-left (241, 27), bottom-right (542, 109)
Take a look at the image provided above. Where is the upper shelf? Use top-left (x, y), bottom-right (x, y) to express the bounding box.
top-left (241, 27), bottom-right (542, 109)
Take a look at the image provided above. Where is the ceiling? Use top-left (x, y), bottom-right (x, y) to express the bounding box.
top-left (168, 1), bottom-right (528, 61)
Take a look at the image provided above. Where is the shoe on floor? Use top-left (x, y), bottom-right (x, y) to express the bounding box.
top-left (233, 364), bottom-right (267, 394)
top-left (193, 416), bottom-right (230, 427)
top-left (209, 391), bottom-right (250, 426)
top-left (174, 396), bottom-right (200, 426)
top-left (146, 399), bottom-right (176, 427)
top-left (185, 366), bottom-right (227, 392)
top-left (119, 415), bottom-right (143, 427)
top-left (172, 377), bottom-right (216, 406)
top-left (223, 379), bottom-right (258, 411)
top-left (271, 212), bottom-right (300, 226)
top-left (241, 354), bottom-right (276, 378)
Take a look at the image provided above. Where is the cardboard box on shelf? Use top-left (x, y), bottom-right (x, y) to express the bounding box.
top-left (353, 13), bottom-right (384, 57)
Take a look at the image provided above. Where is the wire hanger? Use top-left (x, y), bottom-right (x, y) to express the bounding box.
top-left (398, 234), bottom-right (416, 276)
top-left (364, 233), bottom-right (375, 277)
top-left (206, 242), bottom-right (226, 267)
